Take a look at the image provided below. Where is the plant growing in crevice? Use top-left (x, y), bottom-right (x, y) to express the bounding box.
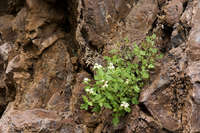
top-left (81, 34), bottom-right (163, 126)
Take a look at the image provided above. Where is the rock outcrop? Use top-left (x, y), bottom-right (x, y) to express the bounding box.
top-left (0, 0), bottom-right (200, 132)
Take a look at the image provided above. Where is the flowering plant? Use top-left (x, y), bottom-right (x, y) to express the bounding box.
top-left (81, 35), bottom-right (163, 125)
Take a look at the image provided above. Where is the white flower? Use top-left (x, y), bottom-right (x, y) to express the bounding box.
top-left (94, 63), bottom-right (102, 69)
top-left (84, 78), bottom-right (89, 82)
top-left (102, 81), bottom-right (108, 88)
top-left (125, 79), bottom-right (129, 84)
top-left (121, 101), bottom-right (129, 108)
top-left (85, 88), bottom-right (94, 94)
top-left (108, 63), bottom-right (115, 69)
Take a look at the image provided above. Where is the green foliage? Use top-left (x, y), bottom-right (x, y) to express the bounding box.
top-left (80, 34), bottom-right (163, 126)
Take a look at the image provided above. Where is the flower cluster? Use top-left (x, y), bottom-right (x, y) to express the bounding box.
top-left (102, 81), bottom-right (108, 88)
top-left (85, 88), bottom-right (95, 94)
top-left (120, 101), bottom-right (129, 109)
top-left (108, 63), bottom-right (115, 69)
top-left (125, 79), bottom-right (129, 84)
top-left (94, 63), bottom-right (102, 69)
top-left (84, 78), bottom-right (89, 82)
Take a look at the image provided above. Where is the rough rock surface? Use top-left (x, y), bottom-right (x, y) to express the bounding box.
top-left (0, 0), bottom-right (200, 132)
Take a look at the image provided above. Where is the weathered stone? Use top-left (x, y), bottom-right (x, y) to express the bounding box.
top-left (187, 62), bottom-right (200, 84)
top-left (188, 27), bottom-right (200, 61)
top-left (190, 104), bottom-right (200, 133)
top-left (140, 41), bottom-right (191, 132)
top-left (162, 0), bottom-right (183, 26)
top-left (70, 71), bottom-right (90, 114)
top-left (124, 105), bottom-right (162, 133)
top-left (77, 0), bottom-right (136, 47)
top-left (0, 15), bottom-right (16, 42)
top-left (1, 0), bottom-right (200, 132)
top-left (186, 0), bottom-right (200, 61)
top-left (1, 0), bottom-right (77, 131)
top-left (123, 0), bottom-right (158, 42)
top-left (0, 103), bottom-right (84, 132)
top-left (140, 74), bottom-right (170, 102)
top-left (180, 0), bottom-right (197, 27)
top-left (0, 43), bottom-right (12, 61)
top-left (145, 96), bottom-right (182, 131)
top-left (94, 123), bottom-right (104, 133)
top-left (6, 53), bottom-right (32, 73)
top-left (186, 62), bottom-right (200, 132)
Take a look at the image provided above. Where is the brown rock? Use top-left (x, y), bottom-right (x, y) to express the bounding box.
top-left (190, 104), bottom-right (200, 133)
top-left (186, 62), bottom-right (200, 132)
top-left (70, 71), bottom-right (90, 114)
top-left (0, 15), bottom-right (16, 42)
top-left (145, 97), bottom-right (181, 131)
top-left (180, 0), bottom-right (197, 27)
top-left (2, 0), bottom-right (200, 132)
top-left (6, 53), bottom-right (32, 74)
top-left (163, 0), bottom-right (183, 26)
top-left (0, 103), bottom-right (84, 132)
top-left (124, 105), bottom-right (162, 133)
top-left (187, 62), bottom-right (200, 84)
top-left (124, 0), bottom-right (158, 42)
top-left (77, 0), bottom-right (135, 47)
top-left (140, 74), bottom-right (170, 102)
top-left (94, 123), bottom-right (104, 133)
top-left (188, 26), bottom-right (200, 61)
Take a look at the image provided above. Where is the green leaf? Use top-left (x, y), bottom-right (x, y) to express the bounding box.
top-left (140, 50), bottom-right (146, 56)
top-left (94, 69), bottom-right (104, 80)
top-left (92, 105), bottom-right (101, 112)
top-left (104, 103), bottom-right (112, 109)
top-left (109, 49), bottom-right (118, 54)
top-left (124, 37), bottom-right (129, 43)
top-left (88, 101), bottom-right (93, 106)
top-left (133, 85), bottom-right (140, 93)
top-left (142, 71), bottom-right (149, 79)
top-left (80, 104), bottom-right (88, 110)
top-left (151, 48), bottom-right (158, 54)
top-left (142, 59), bottom-right (148, 66)
top-left (82, 96), bottom-right (89, 103)
top-left (98, 98), bottom-right (105, 107)
top-left (132, 97), bottom-right (139, 104)
top-left (112, 116), bottom-right (119, 126)
top-left (111, 101), bottom-right (119, 109)
top-left (157, 54), bottom-right (164, 59)
top-left (152, 34), bottom-right (156, 40)
top-left (105, 75), bottom-right (113, 81)
top-left (125, 107), bottom-right (131, 112)
top-left (104, 56), bottom-right (111, 61)
top-left (148, 64), bottom-right (155, 69)
top-left (146, 36), bottom-right (151, 43)
top-left (105, 92), bottom-right (114, 100)
top-left (94, 95), bottom-right (102, 101)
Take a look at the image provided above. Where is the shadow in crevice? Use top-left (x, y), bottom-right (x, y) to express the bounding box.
top-left (0, 105), bottom-right (7, 118)
top-left (162, 128), bottom-right (175, 133)
top-left (138, 103), bottom-right (153, 117)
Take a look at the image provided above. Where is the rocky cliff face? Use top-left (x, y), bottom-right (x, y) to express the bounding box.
top-left (0, 0), bottom-right (200, 132)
